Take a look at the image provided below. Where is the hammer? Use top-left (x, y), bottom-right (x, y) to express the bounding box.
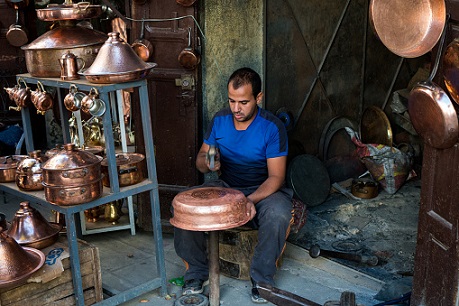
top-left (309, 244), bottom-right (378, 266)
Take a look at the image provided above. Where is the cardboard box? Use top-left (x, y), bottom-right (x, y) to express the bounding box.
top-left (0, 236), bottom-right (102, 306)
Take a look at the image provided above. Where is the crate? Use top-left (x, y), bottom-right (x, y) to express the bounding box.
top-left (0, 236), bottom-right (102, 306)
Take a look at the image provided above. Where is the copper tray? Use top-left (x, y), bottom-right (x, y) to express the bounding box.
top-left (36, 3), bottom-right (103, 21)
top-left (79, 63), bottom-right (157, 84)
top-left (359, 106), bottom-right (393, 146)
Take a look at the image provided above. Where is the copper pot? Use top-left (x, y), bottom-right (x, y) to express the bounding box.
top-left (101, 153), bottom-right (145, 187)
top-left (41, 143), bottom-right (102, 187)
top-left (6, 201), bottom-right (62, 249)
top-left (15, 150), bottom-right (46, 191)
top-left (21, 22), bottom-right (107, 77)
top-left (0, 231), bottom-right (45, 289)
top-left (132, 20), bottom-right (153, 62)
top-left (178, 27), bottom-right (200, 70)
top-left (351, 179), bottom-right (379, 199)
top-left (0, 155), bottom-right (28, 183)
top-left (43, 178), bottom-right (103, 205)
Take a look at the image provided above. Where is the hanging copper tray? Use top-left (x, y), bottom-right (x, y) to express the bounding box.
top-left (359, 106), bottom-right (393, 146)
top-left (79, 63), bottom-right (157, 84)
top-left (36, 3), bottom-right (103, 21)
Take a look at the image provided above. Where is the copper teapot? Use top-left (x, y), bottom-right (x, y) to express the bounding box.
top-left (59, 51), bottom-right (85, 81)
top-left (31, 81), bottom-right (53, 115)
top-left (7, 78), bottom-right (31, 111)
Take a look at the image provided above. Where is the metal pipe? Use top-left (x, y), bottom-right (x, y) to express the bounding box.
top-left (209, 230), bottom-right (220, 306)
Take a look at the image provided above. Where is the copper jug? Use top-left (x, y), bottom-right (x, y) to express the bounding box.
top-left (59, 51), bottom-right (85, 81)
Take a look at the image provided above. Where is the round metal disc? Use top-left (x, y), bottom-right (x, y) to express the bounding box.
top-left (359, 106), bottom-right (393, 146)
top-left (175, 294), bottom-right (209, 306)
top-left (287, 154), bottom-right (330, 207)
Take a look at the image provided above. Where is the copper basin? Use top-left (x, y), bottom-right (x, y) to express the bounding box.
top-left (0, 231), bottom-right (45, 289)
top-left (0, 155), bottom-right (28, 183)
top-left (6, 202), bottom-right (62, 249)
top-left (170, 187), bottom-right (250, 231)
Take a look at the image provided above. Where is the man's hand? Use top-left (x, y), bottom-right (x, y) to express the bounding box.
top-left (246, 198), bottom-right (257, 220)
top-left (206, 147), bottom-right (221, 172)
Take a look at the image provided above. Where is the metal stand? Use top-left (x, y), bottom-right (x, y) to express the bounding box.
top-left (0, 74), bottom-right (167, 306)
top-left (208, 231), bottom-right (220, 306)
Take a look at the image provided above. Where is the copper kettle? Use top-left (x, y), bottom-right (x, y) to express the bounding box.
top-left (59, 51), bottom-right (85, 81)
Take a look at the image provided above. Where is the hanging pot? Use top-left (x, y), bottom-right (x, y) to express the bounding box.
top-left (442, 38), bottom-right (459, 105)
top-left (132, 19), bottom-right (153, 62)
top-left (178, 27), bottom-right (200, 70)
top-left (176, 0), bottom-right (197, 7)
top-left (30, 81), bottom-right (53, 115)
top-left (10, 77), bottom-right (32, 112)
top-left (6, 7), bottom-right (28, 47)
top-left (408, 20), bottom-right (458, 149)
top-left (369, 0), bottom-right (446, 58)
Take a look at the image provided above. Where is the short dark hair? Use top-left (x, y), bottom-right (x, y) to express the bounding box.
top-left (227, 67), bottom-right (262, 99)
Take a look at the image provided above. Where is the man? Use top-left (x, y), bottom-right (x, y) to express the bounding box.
top-left (174, 67), bottom-right (293, 303)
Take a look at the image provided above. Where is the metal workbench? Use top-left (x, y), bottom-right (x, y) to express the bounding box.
top-left (0, 74), bottom-right (167, 305)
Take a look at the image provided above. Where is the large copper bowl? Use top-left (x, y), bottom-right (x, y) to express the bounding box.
top-left (6, 202), bottom-right (62, 249)
top-left (170, 187), bottom-right (250, 231)
top-left (0, 231), bottom-right (45, 289)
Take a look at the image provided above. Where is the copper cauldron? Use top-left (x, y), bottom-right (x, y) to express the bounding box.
top-left (0, 155), bottom-right (28, 183)
top-left (43, 178), bottom-right (103, 206)
top-left (101, 153), bottom-right (145, 187)
top-left (170, 187), bottom-right (250, 231)
top-left (6, 201), bottom-right (62, 249)
top-left (41, 143), bottom-right (101, 187)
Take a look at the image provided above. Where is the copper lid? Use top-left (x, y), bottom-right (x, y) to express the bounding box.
top-left (170, 187), bottom-right (250, 231)
top-left (16, 151), bottom-right (45, 175)
top-left (21, 24), bottom-right (107, 50)
top-left (0, 231), bottom-right (45, 289)
top-left (41, 143), bottom-right (101, 171)
top-left (101, 153), bottom-right (145, 166)
top-left (6, 202), bottom-right (62, 248)
top-left (81, 32), bottom-right (155, 76)
top-left (0, 155), bottom-right (28, 170)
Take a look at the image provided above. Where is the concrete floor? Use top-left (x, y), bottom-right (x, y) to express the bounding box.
top-left (0, 181), bottom-right (419, 306)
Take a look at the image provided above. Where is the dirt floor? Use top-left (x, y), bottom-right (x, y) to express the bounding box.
top-left (287, 176), bottom-right (421, 287)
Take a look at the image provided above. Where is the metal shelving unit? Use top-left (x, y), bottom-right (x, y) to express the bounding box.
top-left (0, 74), bottom-right (167, 306)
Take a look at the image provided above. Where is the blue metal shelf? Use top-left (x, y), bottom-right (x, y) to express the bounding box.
top-left (0, 74), bottom-right (167, 306)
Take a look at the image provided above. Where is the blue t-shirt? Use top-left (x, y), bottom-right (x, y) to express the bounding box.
top-left (204, 107), bottom-right (288, 188)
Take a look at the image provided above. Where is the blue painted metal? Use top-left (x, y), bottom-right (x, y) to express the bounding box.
top-left (0, 74), bottom-right (168, 306)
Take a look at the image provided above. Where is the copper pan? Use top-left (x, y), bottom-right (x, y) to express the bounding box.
top-left (178, 27), bottom-right (200, 70)
top-left (443, 38), bottom-right (459, 104)
top-left (369, 0), bottom-right (446, 58)
top-left (408, 21), bottom-right (458, 149)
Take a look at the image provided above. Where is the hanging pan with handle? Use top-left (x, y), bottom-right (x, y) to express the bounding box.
top-left (369, 0), bottom-right (446, 58)
top-left (132, 19), bottom-right (153, 62)
top-left (178, 27), bottom-right (200, 70)
top-left (6, 4), bottom-right (28, 47)
top-left (408, 18), bottom-right (459, 149)
top-left (442, 36), bottom-right (459, 105)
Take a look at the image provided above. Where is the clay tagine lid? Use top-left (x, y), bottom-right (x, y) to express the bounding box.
top-left (170, 187), bottom-right (250, 231)
top-left (6, 201), bottom-right (62, 249)
top-left (0, 230), bottom-right (45, 289)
